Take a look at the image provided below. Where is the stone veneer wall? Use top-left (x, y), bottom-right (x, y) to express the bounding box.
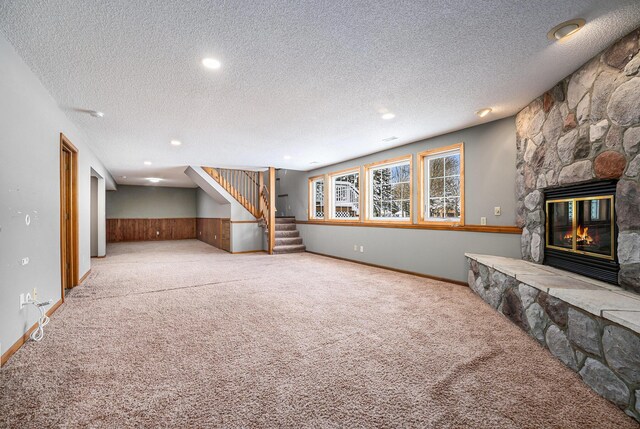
top-left (515, 29), bottom-right (640, 293)
top-left (467, 258), bottom-right (640, 421)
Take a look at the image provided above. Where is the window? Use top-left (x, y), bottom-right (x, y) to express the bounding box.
top-left (419, 143), bottom-right (464, 224)
top-left (366, 157), bottom-right (411, 221)
top-left (309, 176), bottom-right (325, 219)
top-left (331, 170), bottom-right (360, 220)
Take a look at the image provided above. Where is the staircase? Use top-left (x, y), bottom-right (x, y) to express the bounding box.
top-left (273, 217), bottom-right (306, 254)
top-left (201, 166), bottom-right (304, 254)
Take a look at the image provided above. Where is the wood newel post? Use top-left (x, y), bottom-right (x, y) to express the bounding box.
top-left (268, 167), bottom-right (276, 255)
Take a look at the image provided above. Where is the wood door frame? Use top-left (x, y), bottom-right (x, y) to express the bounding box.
top-left (60, 133), bottom-right (79, 302)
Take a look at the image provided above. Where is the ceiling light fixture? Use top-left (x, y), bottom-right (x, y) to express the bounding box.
top-left (147, 178), bottom-right (162, 183)
top-left (475, 108), bottom-right (492, 118)
top-left (309, 161), bottom-right (319, 165)
top-left (382, 136), bottom-right (398, 142)
top-left (284, 155), bottom-right (292, 160)
top-left (202, 57), bottom-right (222, 70)
top-left (171, 140), bottom-right (181, 146)
top-left (547, 19), bottom-right (586, 41)
top-left (89, 110), bottom-right (104, 118)
top-left (121, 176), bottom-right (127, 179)
top-left (381, 113), bottom-right (395, 120)
top-left (144, 161), bottom-right (152, 165)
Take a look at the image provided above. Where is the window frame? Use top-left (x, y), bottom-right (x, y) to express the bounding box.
top-left (308, 175), bottom-right (326, 220)
top-left (364, 155), bottom-right (413, 224)
top-left (418, 143), bottom-right (465, 226)
top-left (328, 167), bottom-right (362, 221)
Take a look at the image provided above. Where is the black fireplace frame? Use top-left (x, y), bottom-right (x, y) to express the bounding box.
top-left (543, 180), bottom-right (619, 285)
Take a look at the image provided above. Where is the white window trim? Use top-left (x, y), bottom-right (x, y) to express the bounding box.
top-left (366, 158), bottom-right (411, 222)
top-left (329, 169), bottom-right (360, 221)
top-left (419, 143), bottom-right (464, 225)
top-left (309, 176), bottom-right (325, 220)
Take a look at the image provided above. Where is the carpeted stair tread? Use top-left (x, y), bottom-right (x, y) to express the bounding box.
top-left (275, 223), bottom-right (296, 231)
top-left (275, 217), bottom-right (296, 224)
top-left (272, 244), bottom-right (306, 254)
top-left (275, 237), bottom-right (303, 246)
top-left (275, 230), bottom-right (299, 238)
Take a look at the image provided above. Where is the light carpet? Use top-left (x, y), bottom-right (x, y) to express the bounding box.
top-left (1, 240), bottom-right (636, 428)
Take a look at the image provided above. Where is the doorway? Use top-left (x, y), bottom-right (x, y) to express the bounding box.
top-left (60, 133), bottom-right (78, 300)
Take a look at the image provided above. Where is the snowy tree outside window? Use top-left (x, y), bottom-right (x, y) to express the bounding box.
top-left (368, 160), bottom-right (411, 220)
top-left (424, 149), bottom-right (461, 221)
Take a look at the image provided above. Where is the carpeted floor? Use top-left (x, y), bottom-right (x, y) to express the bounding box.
top-left (1, 240), bottom-right (637, 428)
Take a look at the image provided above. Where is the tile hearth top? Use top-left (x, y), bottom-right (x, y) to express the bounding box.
top-left (465, 253), bottom-right (640, 334)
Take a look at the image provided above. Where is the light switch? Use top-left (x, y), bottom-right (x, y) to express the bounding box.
top-left (494, 207), bottom-right (501, 216)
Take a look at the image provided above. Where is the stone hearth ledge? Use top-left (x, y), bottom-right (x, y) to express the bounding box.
top-left (465, 253), bottom-right (640, 334)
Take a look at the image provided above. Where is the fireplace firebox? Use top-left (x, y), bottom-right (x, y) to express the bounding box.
top-left (544, 181), bottom-right (619, 285)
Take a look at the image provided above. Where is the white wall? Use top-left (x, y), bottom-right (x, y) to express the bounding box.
top-left (0, 33), bottom-right (114, 358)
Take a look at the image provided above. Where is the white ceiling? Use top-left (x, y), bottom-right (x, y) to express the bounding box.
top-left (1, 1), bottom-right (640, 188)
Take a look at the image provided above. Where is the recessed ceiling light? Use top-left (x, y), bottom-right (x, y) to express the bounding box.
top-left (547, 19), bottom-right (586, 41)
top-left (121, 176), bottom-right (127, 179)
top-left (381, 113), bottom-right (395, 120)
top-left (144, 161), bottom-right (152, 165)
top-left (382, 136), bottom-right (398, 142)
top-left (147, 178), bottom-right (162, 183)
top-left (89, 110), bottom-right (104, 118)
top-left (310, 161), bottom-right (319, 165)
top-left (283, 155), bottom-right (292, 160)
top-left (476, 108), bottom-right (492, 118)
top-left (202, 58), bottom-right (221, 70)
top-left (171, 140), bottom-right (181, 146)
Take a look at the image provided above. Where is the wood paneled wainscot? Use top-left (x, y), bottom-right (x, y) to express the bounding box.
top-left (196, 218), bottom-right (231, 252)
top-left (107, 218), bottom-right (196, 242)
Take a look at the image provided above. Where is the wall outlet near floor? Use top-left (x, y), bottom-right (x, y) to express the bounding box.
top-left (360, 245), bottom-right (364, 253)
top-left (494, 206), bottom-right (501, 216)
top-left (156, 230), bottom-right (160, 236)
top-left (32, 287), bottom-right (38, 301)
top-left (354, 244), bottom-right (358, 251)
top-left (19, 292), bottom-right (32, 309)
top-left (480, 217), bottom-right (487, 225)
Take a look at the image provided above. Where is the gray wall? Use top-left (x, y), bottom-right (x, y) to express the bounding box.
top-left (90, 176), bottom-right (98, 257)
top-left (0, 33), bottom-right (114, 358)
top-left (106, 185), bottom-right (197, 219)
top-left (196, 188), bottom-right (231, 218)
top-left (279, 117), bottom-right (521, 282)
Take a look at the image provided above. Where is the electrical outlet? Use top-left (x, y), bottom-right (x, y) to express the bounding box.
top-left (360, 245), bottom-right (364, 253)
top-left (19, 293), bottom-right (32, 309)
top-left (494, 206), bottom-right (501, 216)
top-left (21, 257), bottom-right (29, 266)
top-left (354, 244), bottom-right (357, 251)
top-left (32, 288), bottom-right (37, 301)
top-left (481, 217), bottom-right (487, 225)
top-left (215, 235), bottom-right (217, 239)
top-left (156, 231), bottom-right (160, 236)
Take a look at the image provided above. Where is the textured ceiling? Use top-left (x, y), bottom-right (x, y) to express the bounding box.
top-left (2, 1), bottom-right (640, 187)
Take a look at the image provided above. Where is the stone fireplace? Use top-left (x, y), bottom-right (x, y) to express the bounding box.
top-left (516, 29), bottom-right (640, 293)
top-left (544, 180), bottom-right (619, 284)
top-left (467, 28), bottom-right (640, 421)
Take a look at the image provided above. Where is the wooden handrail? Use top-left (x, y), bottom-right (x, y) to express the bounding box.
top-left (202, 167), bottom-right (275, 254)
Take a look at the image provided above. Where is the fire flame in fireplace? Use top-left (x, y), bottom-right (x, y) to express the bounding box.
top-left (576, 225), bottom-right (594, 245)
top-left (564, 225), bottom-right (596, 246)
